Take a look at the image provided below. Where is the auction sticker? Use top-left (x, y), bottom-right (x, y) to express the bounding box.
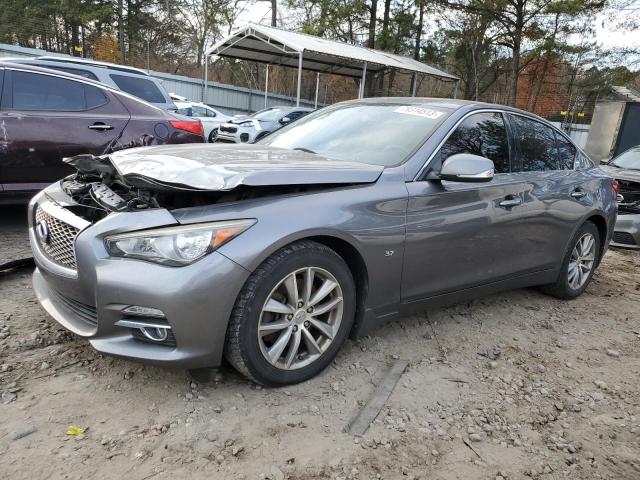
top-left (394, 106), bottom-right (444, 119)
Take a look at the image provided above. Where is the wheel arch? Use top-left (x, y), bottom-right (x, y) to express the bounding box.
top-left (584, 213), bottom-right (609, 266)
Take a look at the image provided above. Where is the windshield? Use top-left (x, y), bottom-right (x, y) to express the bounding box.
top-left (259, 103), bottom-right (453, 166)
top-left (253, 108), bottom-right (288, 122)
top-left (610, 148), bottom-right (640, 170)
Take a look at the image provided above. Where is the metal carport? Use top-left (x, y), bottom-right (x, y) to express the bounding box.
top-left (206, 23), bottom-right (459, 107)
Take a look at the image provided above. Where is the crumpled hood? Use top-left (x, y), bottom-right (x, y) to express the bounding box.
top-left (601, 165), bottom-right (640, 183)
top-left (107, 143), bottom-right (384, 191)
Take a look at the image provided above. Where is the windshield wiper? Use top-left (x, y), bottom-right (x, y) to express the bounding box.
top-left (293, 147), bottom-right (318, 155)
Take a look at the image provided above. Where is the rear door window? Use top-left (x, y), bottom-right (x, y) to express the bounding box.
top-left (510, 115), bottom-right (560, 171)
top-left (555, 133), bottom-right (577, 170)
top-left (438, 112), bottom-right (510, 173)
top-left (109, 74), bottom-right (166, 104)
top-left (10, 71), bottom-right (107, 111)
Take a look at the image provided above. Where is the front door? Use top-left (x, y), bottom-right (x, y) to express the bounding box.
top-left (402, 111), bottom-right (531, 301)
top-left (0, 69), bottom-right (130, 192)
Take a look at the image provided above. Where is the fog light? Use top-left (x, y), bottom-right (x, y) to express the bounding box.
top-left (122, 305), bottom-right (165, 318)
top-left (140, 327), bottom-right (169, 342)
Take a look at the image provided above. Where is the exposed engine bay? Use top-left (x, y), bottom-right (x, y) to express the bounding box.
top-left (60, 153), bottom-right (369, 223)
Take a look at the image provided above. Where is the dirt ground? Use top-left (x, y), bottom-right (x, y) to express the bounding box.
top-left (1, 206), bottom-right (639, 480)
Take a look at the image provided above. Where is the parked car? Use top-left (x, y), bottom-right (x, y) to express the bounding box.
top-left (0, 62), bottom-right (204, 202)
top-left (174, 101), bottom-right (233, 143)
top-left (5, 56), bottom-right (175, 110)
top-left (601, 146), bottom-right (640, 249)
top-left (216, 106), bottom-right (313, 143)
top-left (28, 98), bottom-right (617, 386)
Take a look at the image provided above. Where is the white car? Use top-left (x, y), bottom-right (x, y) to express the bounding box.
top-left (216, 106), bottom-right (313, 144)
top-left (174, 101), bottom-right (233, 143)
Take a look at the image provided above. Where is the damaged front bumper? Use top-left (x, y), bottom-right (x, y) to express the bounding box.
top-left (29, 187), bottom-right (251, 368)
top-left (610, 212), bottom-right (640, 250)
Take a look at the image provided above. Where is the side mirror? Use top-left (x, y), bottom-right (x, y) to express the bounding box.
top-left (439, 153), bottom-right (494, 183)
top-left (280, 116), bottom-right (291, 125)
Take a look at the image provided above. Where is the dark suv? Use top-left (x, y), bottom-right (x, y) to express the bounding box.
top-left (0, 62), bottom-right (204, 202)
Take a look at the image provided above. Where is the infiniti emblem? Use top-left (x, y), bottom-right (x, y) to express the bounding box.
top-left (36, 220), bottom-right (50, 244)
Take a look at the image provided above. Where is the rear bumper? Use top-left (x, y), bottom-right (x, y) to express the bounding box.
top-left (29, 188), bottom-right (252, 369)
top-left (610, 213), bottom-right (640, 250)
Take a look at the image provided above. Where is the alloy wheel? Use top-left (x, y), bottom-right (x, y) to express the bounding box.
top-left (208, 128), bottom-right (218, 143)
top-left (258, 267), bottom-right (344, 370)
top-left (568, 233), bottom-right (596, 290)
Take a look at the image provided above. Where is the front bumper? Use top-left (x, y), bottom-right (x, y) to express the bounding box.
top-left (610, 212), bottom-right (640, 250)
top-left (216, 125), bottom-right (258, 143)
top-left (29, 188), bottom-right (251, 368)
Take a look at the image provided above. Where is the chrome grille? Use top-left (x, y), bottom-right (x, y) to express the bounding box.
top-left (35, 206), bottom-right (79, 270)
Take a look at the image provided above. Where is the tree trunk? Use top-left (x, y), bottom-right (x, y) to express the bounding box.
top-left (118, 0), bottom-right (125, 63)
top-left (507, 33), bottom-right (521, 106)
top-left (367, 0), bottom-right (377, 48)
top-left (414, 1), bottom-right (424, 60)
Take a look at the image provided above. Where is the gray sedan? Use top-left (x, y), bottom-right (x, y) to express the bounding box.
top-left (29, 98), bottom-right (617, 386)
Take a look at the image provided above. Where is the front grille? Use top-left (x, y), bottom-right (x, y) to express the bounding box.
top-left (35, 206), bottom-right (79, 270)
top-left (612, 231), bottom-right (637, 246)
top-left (52, 290), bottom-right (98, 327)
top-left (220, 125), bottom-right (237, 133)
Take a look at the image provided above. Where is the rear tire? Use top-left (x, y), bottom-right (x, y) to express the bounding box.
top-left (541, 221), bottom-right (600, 299)
top-left (224, 241), bottom-right (355, 386)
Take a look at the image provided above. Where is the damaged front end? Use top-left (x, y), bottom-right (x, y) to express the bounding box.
top-left (58, 145), bottom-right (383, 222)
top-left (617, 179), bottom-right (640, 214)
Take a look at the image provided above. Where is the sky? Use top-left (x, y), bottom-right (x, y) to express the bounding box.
top-left (236, 1), bottom-right (640, 53)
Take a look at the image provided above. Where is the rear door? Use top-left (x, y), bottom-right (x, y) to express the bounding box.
top-left (506, 114), bottom-right (592, 271)
top-left (0, 69), bottom-right (130, 190)
top-left (402, 111), bottom-right (533, 301)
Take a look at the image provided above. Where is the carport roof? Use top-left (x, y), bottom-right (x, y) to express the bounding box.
top-left (206, 23), bottom-right (459, 81)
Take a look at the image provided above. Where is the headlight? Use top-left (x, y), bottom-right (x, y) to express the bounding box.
top-left (104, 219), bottom-right (256, 266)
top-left (239, 120), bottom-right (255, 127)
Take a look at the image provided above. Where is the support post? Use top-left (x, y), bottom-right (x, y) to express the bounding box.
top-left (202, 54), bottom-right (208, 103)
top-left (314, 72), bottom-right (320, 109)
top-left (411, 72), bottom-right (417, 97)
top-left (359, 62), bottom-right (368, 99)
top-left (453, 81), bottom-right (459, 99)
top-left (296, 51), bottom-right (303, 106)
top-left (264, 64), bottom-right (269, 108)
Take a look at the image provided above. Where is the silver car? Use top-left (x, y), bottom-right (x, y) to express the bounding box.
top-left (601, 146), bottom-right (640, 249)
top-left (216, 106), bottom-right (313, 144)
top-left (29, 99), bottom-right (617, 386)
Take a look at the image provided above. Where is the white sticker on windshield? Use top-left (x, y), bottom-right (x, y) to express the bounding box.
top-left (394, 106), bottom-right (444, 119)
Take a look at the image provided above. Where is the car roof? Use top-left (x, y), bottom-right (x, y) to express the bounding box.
top-left (32, 56), bottom-right (151, 76)
top-left (0, 61), bottom-right (111, 88)
top-left (348, 96), bottom-right (548, 120)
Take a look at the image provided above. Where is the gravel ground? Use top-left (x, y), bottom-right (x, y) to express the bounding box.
top-left (1, 208), bottom-right (639, 480)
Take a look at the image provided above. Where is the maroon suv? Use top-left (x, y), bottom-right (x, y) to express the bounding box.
top-left (0, 62), bottom-right (204, 203)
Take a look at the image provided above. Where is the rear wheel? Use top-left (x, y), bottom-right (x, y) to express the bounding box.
top-left (541, 221), bottom-right (600, 299)
top-left (225, 241), bottom-right (355, 386)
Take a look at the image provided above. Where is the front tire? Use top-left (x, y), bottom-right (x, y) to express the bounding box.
top-left (541, 221), bottom-right (600, 299)
top-left (208, 128), bottom-right (218, 143)
top-left (224, 241), bottom-right (356, 386)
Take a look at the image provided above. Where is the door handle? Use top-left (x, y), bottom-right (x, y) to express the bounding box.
top-left (571, 189), bottom-right (586, 199)
top-left (88, 122), bottom-right (113, 131)
top-left (499, 196), bottom-right (522, 208)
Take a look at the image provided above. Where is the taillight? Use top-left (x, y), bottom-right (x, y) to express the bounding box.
top-left (170, 120), bottom-right (204, 137)
top-left (612, 179), bottom-right (621, 196)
